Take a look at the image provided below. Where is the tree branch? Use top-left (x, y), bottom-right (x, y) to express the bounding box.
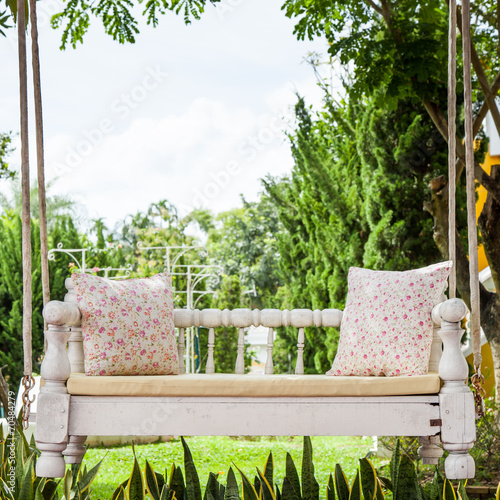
top-left (364, 0), bottom-right (384, 15)
top-left (423, 99), bottom-right (500, 204)
top-left (473, 70), bottom-right (500, 137)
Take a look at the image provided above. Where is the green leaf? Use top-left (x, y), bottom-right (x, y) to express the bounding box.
top-left (301, 437), bottom-right (318, 500)
top-left (127, 447), bottom-right (145, 500)
top-left (443, 480), bottom-right (456, 500)
top-left (111, 480), bottom-right (129, 500)
top-left (326, 474), bottom-right (336, 500)
top-left (348, 471), bottom-right (361, 500)
top-left (204, 472), bottom-right (220, 500)
top-left (281, 477), bottom-right (300, 500)
top-left (168, 464), bottom-right (185, 500)
top-left (19, 453), bottom-right (35, 500)
top-left (115, 485), bottom-right (127, 500)
top-left (263, 453), bottom-right (274, 493)
top-left (63, 467), bottom-right (73, 499)
top-left (257, 468), bottom-right (276, 500)
top-left (236, 466), bottom-right (259, 500)
top-left (182, 437), bottom-right (202, 500)
top-left (457, 481), bottom-right (469, 500)
top-left (395, 454), bottom-right (417, 500)
top-left (0, 477), bottom-right (15, 500)
top-left (359, 458), bottom-right (377, 500)
top-left (226, 467), bottom-right (240, 500)
top-left (76, 460), bottom-right (102, 495)
top-left (334, 464), bottom-right (349, 500)
top-left (496, 482), bottom-right (500, 500)
top-left (39, 478), bottom-right (59, 500)
top-left (145, 460), bottom-right (161, 500)
top-left (285, 453), bottom-right (301, 500)
top-left (160, 485), bottom-right (169, 500)
top-left (390, 440), bottom-right (401, 498)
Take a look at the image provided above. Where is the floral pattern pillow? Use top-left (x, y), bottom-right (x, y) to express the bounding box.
top-left (327, 262), bottom-right (452, 377)
top-left (72, 272), bottom-right (178, 376)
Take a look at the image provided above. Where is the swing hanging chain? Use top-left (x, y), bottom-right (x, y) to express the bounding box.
top-left (471, 365), bottom-right (486, 419)
top-left (21, 375), bottom-right (35, 430)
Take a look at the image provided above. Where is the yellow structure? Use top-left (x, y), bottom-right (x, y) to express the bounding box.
top-left (465, 149), bottom-right (497, 397)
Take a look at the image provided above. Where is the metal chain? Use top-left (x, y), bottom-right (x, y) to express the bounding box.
top-left (471, 365), bottom-right (486, 419)
top-left (21, 375), bottom-right (35, 430)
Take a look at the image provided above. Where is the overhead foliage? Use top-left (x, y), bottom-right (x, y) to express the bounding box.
top-left (50, 0), bottom-right (222, 49)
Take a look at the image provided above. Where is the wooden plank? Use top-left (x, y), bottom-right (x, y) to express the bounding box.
top-left (69, 396), bottom-right (440, 438)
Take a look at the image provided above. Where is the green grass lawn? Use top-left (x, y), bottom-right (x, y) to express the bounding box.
top-left (82, 436), bottom-right (389, 499)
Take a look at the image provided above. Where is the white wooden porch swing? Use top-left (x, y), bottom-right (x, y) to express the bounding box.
top-left (14, 0), bottom-right (486, 482)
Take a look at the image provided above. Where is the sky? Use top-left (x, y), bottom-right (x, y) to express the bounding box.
top-left (0, 0), bottom-right (333, 230)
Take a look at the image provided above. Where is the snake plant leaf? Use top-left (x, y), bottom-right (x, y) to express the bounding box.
top-left (281, 477), bottom-right (300, 500)
top-left (19, 453), bottom-right (35, 500)
top-left (205, 493), bottom-right (216, 500)
top-left (0, 477), bottom-right (15, 500)
top-left (285, 453), bottom-right (301, 500)
top-left (226, 467), bottom-right (240, 500)
top-left (275, 484), bottom-right (281, 500)
top-left (63, 468), bottom-right (73, 500)
top-left (326, 474), bottom-right (336, 500)
top-left (377, 476), bottom-right (392, 493)
top-left (495, 481), bottom-right (500, 500)
top-left (127, 447), bottom-right (145, 500)
top-left (204, 472), bottom-right (220, 500)
top-left (264, 453), bottom-right (274, 492)
top-left (457, 481), bottom-right (469, 500)
top-left (39, 478), bottom-right (59, 500)
top-left (359, 458), bottom-right (377, 500)
top-left (236, 465), bottom-right (259, 500)
top-left (301, 437), bottom-right (319, 500)
top-left (349, 470), bottom-right (361, 500)
top-left (76, 459), bottom-right (103, 495)
top-left (111, 480), bottom-right (129, 500)
top-left (169, 465), bottom-right (186, 500)
top-left (375, 479), bottom-right (385, 500)
top-left (219, 483), bottom-right (226, 500)
top-left (145, 460), bottom-right (161, 500)
top-left (443, 480), bottom-right (456, 500)
top-left (115, 485), bottom-right (127, 500)
top-left (254, 476), bottom-right (261, 497)
top-left (334, 464), bottom-right (349, 500)
top-left (182, 437), bottom-right (202, 500)
top-left (160, 485), bottom-right (169, 500)
top-left (156, 472), bottom-right (166, 495)
top-left (390, 440), bottom-right (401, 499)
top-left (394, 453), bottom-right (417, 500)
top-left (421, 470), bottom-right (443, 500)
top-left (257, 468), bottom-right (276, 500)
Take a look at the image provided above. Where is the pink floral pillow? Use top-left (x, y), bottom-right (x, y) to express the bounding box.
top-left (327, 262), bottom-right (452, 377)
top-left (72, 272), bottom-right (178, 376)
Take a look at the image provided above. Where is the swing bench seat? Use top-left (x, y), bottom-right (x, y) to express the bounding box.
top-left (34, 280), bottom-right (476, 481)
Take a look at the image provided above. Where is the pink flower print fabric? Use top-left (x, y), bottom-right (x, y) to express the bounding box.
top-left (72, 272), bottom-right (178, 376)
top-left (327, 262), bottom-right (452, 377)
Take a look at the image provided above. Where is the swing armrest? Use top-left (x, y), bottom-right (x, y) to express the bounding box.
top-left (431, 298), bottom-right (467, 326)
top-left (44, 300), bottom-right (81, 327)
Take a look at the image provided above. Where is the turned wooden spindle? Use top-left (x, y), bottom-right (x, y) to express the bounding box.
top-left (435, 298), bottom-right (476, 480)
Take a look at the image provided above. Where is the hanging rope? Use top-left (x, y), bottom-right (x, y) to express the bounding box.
top-left (461, 0), bottom-right (485, 418)
top-left (29, 0), bottom-right (50, 313)
top-left (447, 0), bottom-right (457, 299)
top-left (17, 0), bottom-right (35, 429)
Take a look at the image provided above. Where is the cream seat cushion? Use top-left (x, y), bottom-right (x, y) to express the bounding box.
top-left (67, 372), bottom-right (441, 397)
